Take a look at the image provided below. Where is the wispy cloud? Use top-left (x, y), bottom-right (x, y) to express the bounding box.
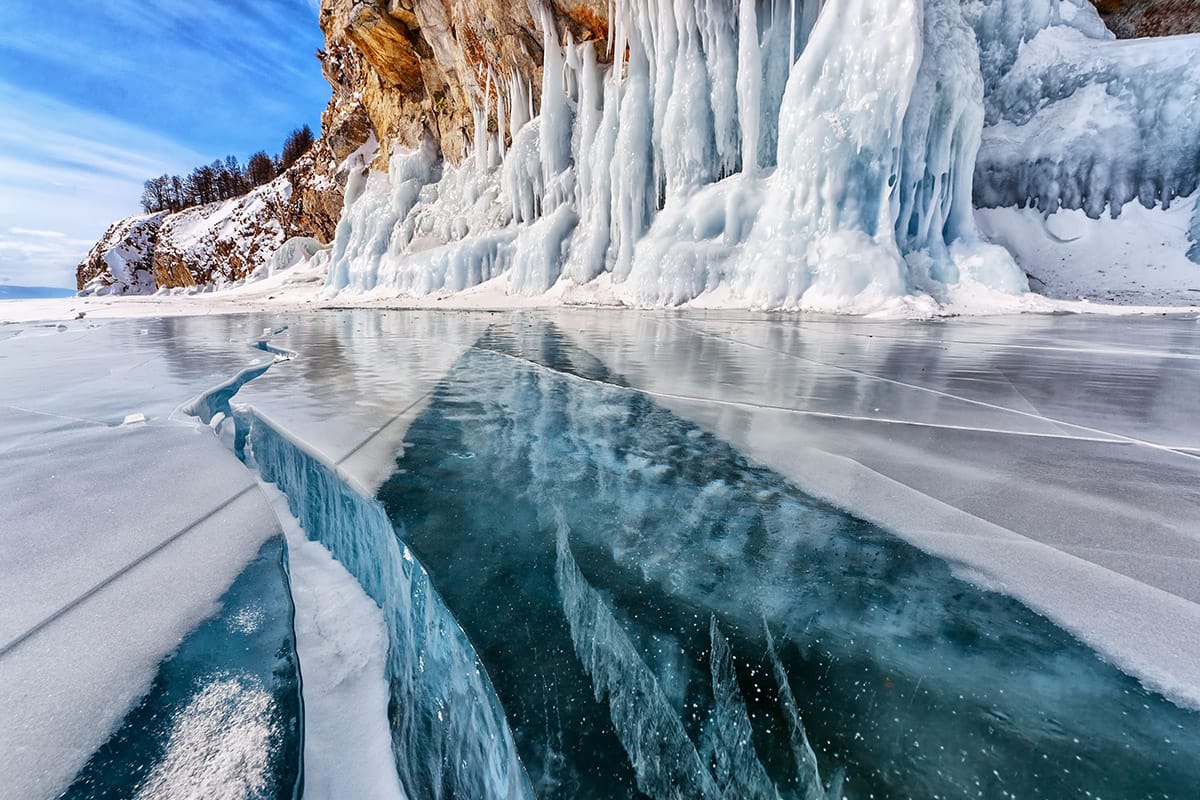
top-left (9, 228), bottom-right (66, 239)
top-left (0, 81), bottom-right (206, 287)
top-left (0, 0), bottom-right (329, 157)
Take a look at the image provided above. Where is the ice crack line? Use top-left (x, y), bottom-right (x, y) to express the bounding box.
top-left (2, 328), bottom-right (300, 661)
top-left (0, 403), bottom-right (111, 429)
top-left (469, 345), bottom-right (1138, 446)
top-left (668, 319), bottom-right (1200, 464)
top-left (0, 485), bottom-right (257, 661)
top-left (334, 392), bottom-right (433, 470)
top-left (836, 330), bottom-right (1200, 361)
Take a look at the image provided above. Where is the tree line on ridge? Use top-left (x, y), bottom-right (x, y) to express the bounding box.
top-left (140, 125), bottom-right (315, 214)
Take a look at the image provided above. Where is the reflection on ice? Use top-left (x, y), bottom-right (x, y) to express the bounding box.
top-left (375, 320), bottom-right (1200, 799)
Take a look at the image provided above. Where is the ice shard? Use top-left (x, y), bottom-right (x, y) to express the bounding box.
top-left (240, 411), bottom-right (534, 800)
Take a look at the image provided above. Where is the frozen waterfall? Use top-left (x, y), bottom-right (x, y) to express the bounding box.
top-left (323, 0), bottom-right (1200, 308)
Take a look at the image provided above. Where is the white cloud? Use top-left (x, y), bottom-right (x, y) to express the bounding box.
top-left (9, 227), bottom-right (66, 238)
top-left (0, 81), bottom-right (205, 287)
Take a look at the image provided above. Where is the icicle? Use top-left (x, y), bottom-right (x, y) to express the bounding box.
top-left (696, 0), bottom-right (742, 178)
top-left (789, 0), bottom-right (797, 64)
top-left (325, 0), bottom-right (1036, 309)
top-left (609, 25), bottom-right (655, 281)
top-left (660, 0), bottom-right (718, 201)
top-left (732, 0), bottom-right (924, 308)
top-left (472, 74), bottom-right (490, 173)
top-left (494, 68), bottom-right (508, 162)
top-left (566, 40), bottom-right (618, 283)
top-left (537, 3), bottom-right (572, 182)
top-left (737, 0), bottom-right (762, 174)
top-left (508, 72), bottom-right (530, 140)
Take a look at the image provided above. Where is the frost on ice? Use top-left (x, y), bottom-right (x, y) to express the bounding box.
top-left (322, 0), bottom-right (1200, 309)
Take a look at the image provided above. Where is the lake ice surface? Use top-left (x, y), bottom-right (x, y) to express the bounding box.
top-left (1, 309), bottom-right (1198, 799)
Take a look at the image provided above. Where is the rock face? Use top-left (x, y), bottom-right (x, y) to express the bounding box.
top-left (1093, 0), bottom-right (1200, 37)
top-left (76, 213), bottom-right (167, 294)
top-left (318, 0), bottom-right (609, 165)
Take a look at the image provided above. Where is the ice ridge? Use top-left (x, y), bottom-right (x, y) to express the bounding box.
top-left (242, 413), bottom-right (535, 800)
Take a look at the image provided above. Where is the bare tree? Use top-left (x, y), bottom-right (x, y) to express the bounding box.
top-left (246, 150), bottom-right (276, 187)
top-left (186, 165), bottom-right (218, 206)
top-left (224, 155), bottom-right (248, 196)
top-left (279, 125), bottom-right (315, 171)
top-left (140, 175), bottom-right (172, 213)
top-left (169, 175), bottom-right (185, 212)
top-left (139, 123), bottom-right (314, 213)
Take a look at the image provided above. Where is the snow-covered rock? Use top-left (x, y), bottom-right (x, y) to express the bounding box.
top-left (76, 212), bottom-right (167, 295)
top-left (77, 142), bottom-right (357, 294)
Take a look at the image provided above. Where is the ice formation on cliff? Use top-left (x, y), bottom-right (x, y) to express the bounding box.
top-left (322, 0), bottom-right (1200, 309)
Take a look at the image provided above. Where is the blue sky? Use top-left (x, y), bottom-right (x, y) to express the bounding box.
top-left (0, 0), bottom-right (330, 287)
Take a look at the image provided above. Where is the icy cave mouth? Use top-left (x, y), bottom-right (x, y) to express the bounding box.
top-left (67, 316), bottom-right (1199, 800)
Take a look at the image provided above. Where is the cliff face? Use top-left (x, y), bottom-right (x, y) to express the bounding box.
top-left (318, 0), bottom-right (609, 165)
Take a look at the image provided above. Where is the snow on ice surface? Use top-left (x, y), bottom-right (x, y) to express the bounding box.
top-left (977, 198), bottom-right (1200, 304)
top-left (0, 317), bottom-right (301, 799)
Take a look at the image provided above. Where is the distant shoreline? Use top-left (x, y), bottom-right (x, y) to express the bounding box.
top-left (0, 286), bottom-right (76, 300)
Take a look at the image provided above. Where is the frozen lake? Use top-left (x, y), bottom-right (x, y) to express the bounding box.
top-left (2, 309), bottom-right (1199, 799)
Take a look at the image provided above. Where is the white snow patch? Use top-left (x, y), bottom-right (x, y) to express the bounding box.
top-left (977, 196), bottom-right (1200, 305)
